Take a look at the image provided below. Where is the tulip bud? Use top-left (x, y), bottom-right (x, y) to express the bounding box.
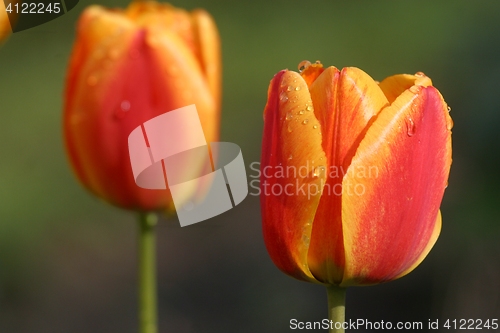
top-left (261, 61), bottom-right (452, 287)
top-left (64, 1), bottom-right (221, 211)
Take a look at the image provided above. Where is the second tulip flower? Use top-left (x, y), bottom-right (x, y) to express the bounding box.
top-left (64, 1), bottom-right (220, 211)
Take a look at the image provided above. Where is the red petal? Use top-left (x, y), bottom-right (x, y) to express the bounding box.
top-left (306, 67), bottom-right (389, 284)
top-left (340, 85), bottom-right (452, 285)
top-left (261, 70), bottom-right (326, 284)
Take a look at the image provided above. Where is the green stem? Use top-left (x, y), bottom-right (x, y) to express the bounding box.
top-left (138, 212), bottom-right (158, 333)
top-left (326, 286), bottom-right (347, 333)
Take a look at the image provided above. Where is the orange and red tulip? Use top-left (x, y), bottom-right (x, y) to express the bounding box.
top-left (64, 1), bottom-right (220, 211)
top-left (261, 61), bottom-right (452, 287)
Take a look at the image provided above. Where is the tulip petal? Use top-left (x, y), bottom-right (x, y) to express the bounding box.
top-left (261, 70), bottom-right (326, 284)
top-left (192, 10), bottom-right (221, 109)
top-left (306, 67), bottom-right (389, 284)
top-left (340, 85), bottom-right (452, 286)
top-left (64, 6), bottom-right (138, 204)
top-left (394, 210), bottom-right (442, 280)
top-left (379, 73), bottom-right (432, 103)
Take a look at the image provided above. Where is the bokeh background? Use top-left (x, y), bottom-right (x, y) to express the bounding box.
top-left (1, 0), bottom-right (499, 332)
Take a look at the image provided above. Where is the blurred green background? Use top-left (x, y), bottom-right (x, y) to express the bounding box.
top-left (1, 0), bottom-right (499, 332)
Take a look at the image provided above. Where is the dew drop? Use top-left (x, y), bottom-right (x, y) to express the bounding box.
top-left (286, 112), bottom-right (293, 120)
top-left (306, 105), bottom-right (313, 111)
top-left (109, 48), bottom-right (120, 60)
top-left (447, 106), bottom-right (451, 113)
top-left (406, 117), bottom-right (415, 137)
top-left (287, 85), bottom-right (293, 92)
top-left (298, 60), bottom-right (312, 73)
top-left (312, 165), bottom-right (326, 178)
top-left (409, 86), bottom-right (419, 94)
top-left (298, 110), bottom-right (305, 115)
top-left (287, 124), bottom-right (293, 133)
top-left (414, 71), bottom-right (426, 77)
top-left (295, 86), bottom-right (301, 91)
top-left (87, 74), bottom-right (99, 86)
top-left (313, 125), bottom-right (318, 129)
top-left (302, 234), bottom-right (310, 246)
top-left (121, 100), bottom-right (131, 111)
top-left (302, 119), bottom-right (309, 125)
top-left (446, 117), bottom-right (454, 130)
top-left (280, 91), bottom-right (289, 102)
top-left (114, 100), bottom-right (131, 120)
top-left (288, 154), bottom-right (293, 161)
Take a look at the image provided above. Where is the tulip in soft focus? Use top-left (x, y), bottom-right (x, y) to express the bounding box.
top-left (64, 1), bottom-right (220, 211)
top-left (0, 0), bottom-right (13, 43)
top-left (261, 61), bottom-right (452, 287)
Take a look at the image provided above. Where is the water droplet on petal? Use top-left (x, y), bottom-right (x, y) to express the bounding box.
top-left (298, 60), bottom-right (312, 73)
top-left (286, 112), bottom-right (293, 120)
top-left (121, 100), bottom-right (131, 111)
top-left (287, 85), bottom-right (293, 92)
top-left (109, 48), bottom-right (120, 60)
top-left (447, 106), bottom-right (451, 113)
top-left (306, 105), bottom-right (313, 111)
top-left (313, 125), bottom-right (318, 129)
top-left (406, 117), bottom-right (415, 137)
top-left (302, 119), bottom-right (309, 125)
top-left (87, 74), bottom-right (99, 86)
top-left (302, 234), bottom-right (310, 245)
top-left (446, 117), bottom-right (454, 130)
top-left (298, 110), bottom-right (305, 115)
top-left (295, 86), bottom-right (301, 91)
top-left (287, 124), bottom-right (293, 133)
top-left (288, 154), bottom-right (293, 161)
top-left (114, 101), bottom-right (131, 120)
top-left (414, 71), bottom-right (426, 77)
top-left (312, 166), bottom-right (326, 178)
top-left (280, 91), bottom-right (289, 102)
top-left (409, 86), bottom-right (419, 94)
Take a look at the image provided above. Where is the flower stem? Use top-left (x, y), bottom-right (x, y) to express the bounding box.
top-left (138, 212), bottom-right (158, 333)
top-left (326, 286), bottom-right (347, 333)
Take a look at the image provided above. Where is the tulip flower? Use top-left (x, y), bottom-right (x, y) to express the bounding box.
top-left (261, 61), bottom-right (452, 331)
top-left (0, 0), bottom-right (13, 43)
top-left (64, 1), bottom-right (220, 212)
top-left (63, 3), bottom-right (220, 333)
